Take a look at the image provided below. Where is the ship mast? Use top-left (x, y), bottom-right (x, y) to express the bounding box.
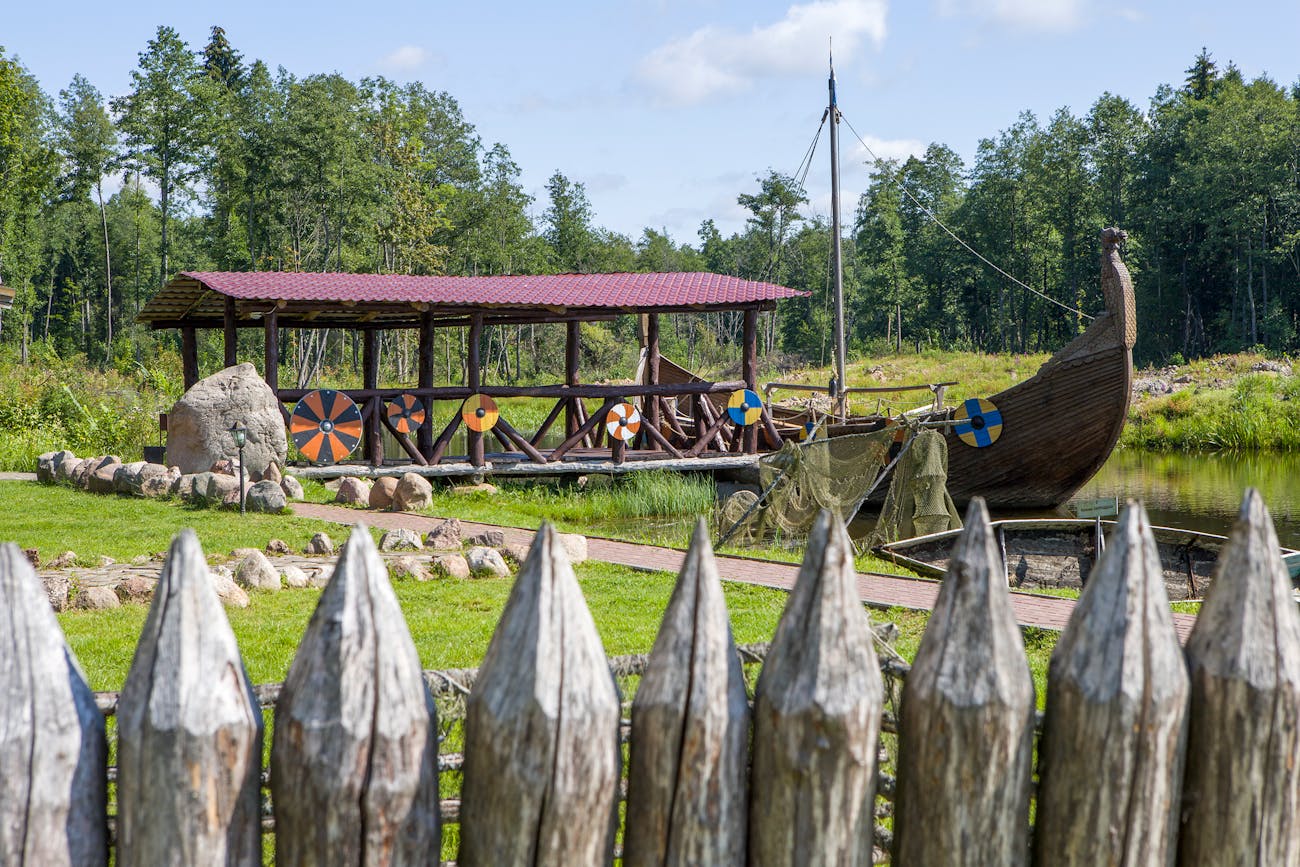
top-left (828, 52), bottom-right (847, 415)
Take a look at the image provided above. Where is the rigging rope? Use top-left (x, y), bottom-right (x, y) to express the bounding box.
top-left (839, 112), bottom-right (1094, 322)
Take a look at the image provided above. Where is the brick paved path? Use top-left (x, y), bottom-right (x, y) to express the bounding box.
top-left (293, 502), bottom-right (1196, 641)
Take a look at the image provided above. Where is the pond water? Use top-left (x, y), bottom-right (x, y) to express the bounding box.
top-left (1066, 449), bottom-right (1300, 549)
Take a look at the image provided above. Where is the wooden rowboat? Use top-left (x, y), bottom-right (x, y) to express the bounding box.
top-left (874, 518), bottom-right (1300, 602)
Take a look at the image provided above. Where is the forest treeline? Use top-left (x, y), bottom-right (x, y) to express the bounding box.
top-left (1, 27), bottom-right (1298, 384)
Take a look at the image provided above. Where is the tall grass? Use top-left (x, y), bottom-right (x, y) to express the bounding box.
top-left (1122, 372), bottom-right (1300, 451)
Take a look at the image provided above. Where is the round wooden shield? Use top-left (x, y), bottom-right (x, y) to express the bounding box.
top-left (726, 389), bottom-right (764, 426)
top-left (954, 397), bottom-right (1003, 448)
top-left (461, 393), bottom-right (499, 432)
top-left (290, 389), bottom-right (362, 464)
top-left (386, 393), bottom-right (426, 435)
top-left (605, 402), bottom-right (641, 442)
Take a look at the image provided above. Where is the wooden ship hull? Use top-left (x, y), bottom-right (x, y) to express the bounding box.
top-left (875, 518), bottom-right (1300, 602)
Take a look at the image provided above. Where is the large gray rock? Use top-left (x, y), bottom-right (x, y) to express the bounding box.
top-left (53, 451), bottom-right (81, 484)
top-left (164, 362), bottom-right (288, 476)
top-left (112, 461), bottom-right (148, 494)
top-left (201, 472), bottom-right (240, 506)
top-left (211, 568), bottom-right (251, 609)
top-left (235, 550), bottom-right (281, 592)
top-left (280, 476), bottom-right (305, 501)
top-left (74, 586), bottom-right (120, 610)
top-left (393, 472), bottom-right (433, 512)
top-left (369, 476), bottom-right (399, 510)
top-left (379, 528), bottom-right (423, 552)
top-left (41, 574), bottom-right (71, 611)
top-left (87, 460), bottom-right (121, 494)
top-left (430, 553), bottom-right (470, 580)
top-left (334, 477), bottom-right (370, 506)
top-left (425, 518), bottom-right (463, 551)
top-left (246, 479), bottom-right (287, 513)
top-left (388, 555), bottom-right (429, 582)
top-left (36, 450), bottom-right (75, 483)
top-left (280, 565), bottom-right (310, 589)
top-left (466, 546), bottom-right (509, 578)
top-left (305, 532), bottom-right (334, 556)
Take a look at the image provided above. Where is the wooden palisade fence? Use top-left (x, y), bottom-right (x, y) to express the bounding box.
top-left (3, 490), bottom-right (1300, 864)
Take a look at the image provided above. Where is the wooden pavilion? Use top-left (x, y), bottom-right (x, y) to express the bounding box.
top-left (138, 271), bottom-right (806, 473)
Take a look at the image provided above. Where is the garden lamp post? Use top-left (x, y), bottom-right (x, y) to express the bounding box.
top-left (230, 422), bottom-right (248, 515)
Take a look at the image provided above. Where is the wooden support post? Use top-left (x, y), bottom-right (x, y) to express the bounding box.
top-left (428, 414), bottom-right (463, 465)
top-left (417, 311), bottom-right (435, 457)
top-left (549, 398), bottom-right (619, 463)
top-left (0, 543), bottom-right (107, 866)
top-left (1178, 489), bottom-right (1300, 863)
top-left (468, 314), bottom-right (485, 467)
top-left (495, 416), bottom-right (549, 465)
top-left (749, 511), bottom-right (883, 863)
top-left (263, 308), bottom-right (279, 392)
top-left (565, 320), bottom-right (581, 437)
top-left (529, 398), bottom-right (568, 448)
top-left (611, 436), bottom-right (626, 465)
top-left (272, 527), bottom-right (440, 864)
top-left (223, 296), bottom-right (238, 368)
top-left (363, 330), bottom-right (382, 466)
top-left (645, 313), bottom-right (661, 449)
top-left (743, 307), bottom-right (759, 454)
top-left (181, 325), bottom-right (199, 389)
top-left (460, 525), bottom-right (621, 865)
top-left (116, 530), bottom-right (263, 865)
top-left (625, 520), bottom-right (748, 865)
top-left (1033, 501), bottom-right (1189, 864)
top-left (894, 499), bottom-right (1035, 866)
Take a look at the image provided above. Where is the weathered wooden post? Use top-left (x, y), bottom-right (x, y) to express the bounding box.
top-left (1033, 501), bottom-right (1189, 865)
top-left (272, 525), bottom-right (440, 866)
top-left (459, 523), bottom-right (621, 866)
top-left (0, 542), bottom-right (107, 866)
top-left (748, 510), bottom-right (883, 866)
top-left (1178, 489), bottom-right (1300, 865)
top-left (115, 529), bottom-right (263, 866)
top-left (624, 519), bottom-right (749, 866)
top-left (893, 498), bottom-right (1035, 866)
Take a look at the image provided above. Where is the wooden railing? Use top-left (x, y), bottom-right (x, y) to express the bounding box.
top-left (3, 490), bottom-right (1296, 863)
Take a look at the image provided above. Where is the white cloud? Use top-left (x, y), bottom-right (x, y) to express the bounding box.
top-left (636, 0), bottom-right (889, 106)
top-left (848, 133), bottom-right (926, 165)
top-left (379, 45), bottom-right (430, 72)
top-left (938, 0), bottom-right (1083, 32)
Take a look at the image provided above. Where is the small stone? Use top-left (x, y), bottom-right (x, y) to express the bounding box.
top-left (380, 528), bottom-right (423, 552)
top-left (307, 566), bottom-right (332, 589)
top-left (262, 462), bottom-right (283, 484)
top-left (74, 586), bottom-right (120, 610)
top-left (500, 543), bottom-right (531, 565)
top-left (452, 482), bottom-right (499, 496)
top-left (140, 473), bottom-right (173, 498)
top-left (425, 518), bottom-right (463, 551)
top-left (211, 569), bottom-right (251, 609)
top-left (393, 472), bottom-right (434, 511)
top-left (305, 532), bottom-right (335, 556)
top-left (130, 555), bottom-right (151, 566)
top-left (280, 476), bottom-right (305, 501)
top-left (36, 452), bottom-right (57, 483)
top-left (266, 539), bottom-right (291, 555)
top-left (246, 479), bottom-right (287, 513)
top-left (115, 576), bottom-right (157, 604)
top-left (389, 555), bottom-right (429, 582)
top-left (335, 477), bottom-right (371, 506)
top-left (47, 551), bottom-right (77, 569)
top-left (235, 550), bottom-right (282, 591)
top-left (430, 553), bottom-right (470, 580)
top-left (41, 574), bottom-right (71, 611)
top-left (558, 533), bottom-right (588, 564)
top-left (370, 476), bottom-right (399, 510)
top-left (210, 458), bottom-right (237, 476)
top-left (280, 564), bottom-right (310, 588)
top-left (467, 546), bottom-right (509, 578)
top-left (97, 555), bottom-right (115, 568)
top-left (467, 530), bottom-right (507, 548)
top-left (231, 547), bottom-right (263, 560)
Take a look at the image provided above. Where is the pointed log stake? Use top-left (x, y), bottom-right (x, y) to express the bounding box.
top-left (115, 530), bottom-right (262, 866)
top-left (459, 523), bottom-right (621, 867)
top-left (1178, 489), bottom-right (1300, 865)
top-left (624, 518), bottom-right (749, 866)
top-left (748, 510), bottom-right (883, 866)
top-left (893, 498), bottom-right (1035, 867)
top-left (272, 525), bottom-right (439, 866)
top-left (0, 543), bottom-right (107, 866)
top-left (1033, 500), bottom-right (1189, 865)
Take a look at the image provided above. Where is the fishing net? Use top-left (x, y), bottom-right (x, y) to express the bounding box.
top-left (719, 432), bottom-right (894, 542)
top-left (867, 428), bottom-right (962, 548)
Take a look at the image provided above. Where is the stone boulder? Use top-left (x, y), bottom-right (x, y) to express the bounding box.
top-left (165, 362), bottom-right (288, 476)
top-left (308, 566), bottom-right (332, 588)
top-left (280, 476), bottom-right (305, 501)
top-left (425, 518), bottom-right (463, 551)
top-left (369, 476), bottom-right (399, 510)
top-left (266, 539), bottom-right (291, 555)
top-left (41, 574), bottom-right (71, 611)
top-left (379, 528), bottom-right (423, 552)
top-left (430, 553), bottom-right (470, 580)
top-left (393, 472), bottom-right (433, 512)
top-left (74, 586), bottom-right (120, 610)
top-left (235, 550), bottom-right (281, 591)
top-left (467, 546), bottom-right (509, 578)
top-left (500, 542), bottom-right (531, 566)
top-left (115, 577), bottom-right (157, 605)
top-left (69, 458), bottom-right (97, 489)
top-left (260, 462), bottom-right (283, 484)
top-left (389, 555), bottom-right (429, 582)
top-left (452, 482), bottom-right (499, 496)
top-left (54, 452), bottom-right (81, 484)
top-left (87, 460), bottom-right (121, 494)
top-left (37, 450), bottom-right (76, 484)
top-left (47, 551), bottom-right (77, 569)
top-left (196, 471), bottom-right (240, 506)
top-left (305, 532), bottom-right (334, 556)
top-left (112, 461), bottom-right (148, 494)
top-left (246, 479), bottom-right (287, 513)
top-left (211, 567), bottom-right (251, 609)
top-left (467, 529), bottom-right (507, 548)
top-left (280, 564), bottom-right (310, 589)
top-left (558, 533), bottom-right (589, 564)
top-left (334, 477), bottom-right (371, 506)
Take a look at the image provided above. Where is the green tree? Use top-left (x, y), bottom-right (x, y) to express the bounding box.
top-left (542, 171), bottom-right (596, 272)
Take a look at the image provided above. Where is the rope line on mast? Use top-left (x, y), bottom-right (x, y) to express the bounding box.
top-left (840, 112), bottom-right (1095, 322)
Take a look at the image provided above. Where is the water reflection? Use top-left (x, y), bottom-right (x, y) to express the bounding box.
top-left (1071, 450), bottom-right (1300, 548)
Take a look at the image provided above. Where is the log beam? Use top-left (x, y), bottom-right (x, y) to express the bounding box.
top-left (468, 314), bottom-right (484, 467)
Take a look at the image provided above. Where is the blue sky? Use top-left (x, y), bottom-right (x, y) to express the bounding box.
top-left (5, 1), bottom-right (1299, 242)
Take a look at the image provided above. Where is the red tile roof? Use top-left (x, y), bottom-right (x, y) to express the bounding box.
top-left (175, 270), bottom-right (804, 308)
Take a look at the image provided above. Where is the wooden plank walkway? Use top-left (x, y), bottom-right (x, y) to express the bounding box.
top-left (292, 503), bottom-right (1197, 641)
